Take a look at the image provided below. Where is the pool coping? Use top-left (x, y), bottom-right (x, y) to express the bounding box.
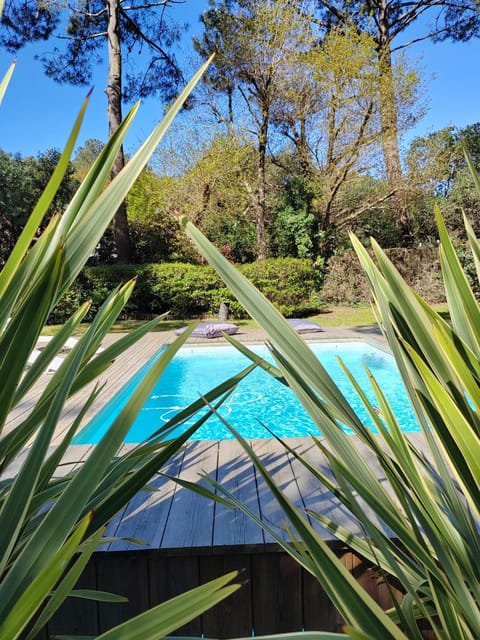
top-left (73, 331), bottom-right (393, 445)
top-left (5, 324), bottom-right (389, 455)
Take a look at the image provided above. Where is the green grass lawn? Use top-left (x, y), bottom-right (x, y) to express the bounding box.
top-left (41, 305), bottom-right (380, 334)
top-left (312, 306), bottom-right (377, 327)
top-left (42, 304), bottom-right (448, 335)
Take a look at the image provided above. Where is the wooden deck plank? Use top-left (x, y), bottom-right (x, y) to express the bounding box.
top-left (213, 439), bottom-right (264, 546)
top-left (289, 437), bottom-right (364, 539)
top-left (56, 444), bottom-right (93, 476)
top-left (253, 438), bottom-right (307, 543)
top-left (161, 440), bottom-right (219, 549)
top-left (1, 446), bottom-right (31, 478)
top-left (106, 447), bottom-right (186, 552)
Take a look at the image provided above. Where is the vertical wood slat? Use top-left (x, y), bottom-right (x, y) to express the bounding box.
top-left (250, 552), bottom-right (303, 635)
top-left (302, 566), bottom-right (343, 632)
top-left (47, 555), bottom-right (99, 638)
top-left (95, 553), bottom-right (150, 634)
top-left (42, 547), bottom-right (404, 637)
top-left (200, 553), bottom-right (253, 638)
top-left (106, 447), bottom-right (185, 552)
top-left (349, 551), bottom-right (403, 611)
top-left (148, 554), bottom-right (202, 636)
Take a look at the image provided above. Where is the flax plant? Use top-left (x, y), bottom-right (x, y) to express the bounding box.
top-left (0, 55), bottom-right (248, 639)
top-left (182, 167), bottom-right (480, 638)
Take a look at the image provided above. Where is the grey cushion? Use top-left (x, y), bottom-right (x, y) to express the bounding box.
top-left (287, 318), bottom-right (323, 333)
top-left (175, 321), bottom-right (239, 338)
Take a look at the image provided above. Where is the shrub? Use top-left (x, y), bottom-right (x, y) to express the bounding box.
top-left (323, 245), bottom-right (445, 305)
top-left (240, 258), bottom-right (322, 317)
top-left (51, 258), bottom-right (323, 322)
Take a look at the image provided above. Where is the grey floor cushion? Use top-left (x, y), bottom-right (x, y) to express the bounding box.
top-left (174, 321), bottom-right (239, 338)
top-left (287, 318), bottom-right (323, 333)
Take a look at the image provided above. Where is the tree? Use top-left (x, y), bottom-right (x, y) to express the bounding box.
top-left (310, 0), bottom-right (480, 229)
top-left (0, 148), bottom-right (79, 264)
top-left (126, 167), bottom-right (198, 263)
top-left (73, 137), bottom-right (105, 182)
top-left (195, 0), bottom-right (316, 260)
top-left (0, 0), bottom-right (185, 262)
top-left (403, 123), bottom-right (480, 244)
top-left (406, 127), bottom-right (461, 197)
top-left (153, 128), bottom-right (258, 262)
top-left (270, 25), bottom-right (415, 258)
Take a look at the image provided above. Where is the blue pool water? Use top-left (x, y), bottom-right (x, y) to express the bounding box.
top-left (73, 341), bottom-right (418, 444)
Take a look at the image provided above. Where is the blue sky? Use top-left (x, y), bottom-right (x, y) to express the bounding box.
top-left (0, 3), bottom-right (478, 158)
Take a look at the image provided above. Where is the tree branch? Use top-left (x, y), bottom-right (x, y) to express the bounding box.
top-left (335, 188), bottom-right (397, 228)
top-left (118, 3), bottom-right (183, 81)
top-left (121, 1), bottom-right (183, 10)
top-left (55, 31), bottom-right (107, 41)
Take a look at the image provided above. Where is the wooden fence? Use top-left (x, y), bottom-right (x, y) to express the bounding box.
top-left (39, 543), bottom-right (401, 638)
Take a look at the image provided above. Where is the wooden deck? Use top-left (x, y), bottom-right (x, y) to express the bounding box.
top-left (100, 431), bottom-right (423, 552)
top-left (6, 326), bottom-right (411, 637)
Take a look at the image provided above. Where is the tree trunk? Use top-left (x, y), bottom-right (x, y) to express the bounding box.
top-left (255, 113), bottom-right (268, 260)
top-left (376, 1), bottom-right (409, 231)
top-left (105, 0), bottom-right (134, 263)
top-left (297, 116), bottom-right (311, 176)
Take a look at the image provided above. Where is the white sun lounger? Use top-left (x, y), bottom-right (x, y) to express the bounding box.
top-left (26, 350), bottom-right (64, 373)
top-left (37, 335), bottom-right (79, 349)
top-left (46, 356), bottom-right (64, 373)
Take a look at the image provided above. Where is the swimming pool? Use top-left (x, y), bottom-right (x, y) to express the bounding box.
top-left (73, 341), bottom-right (418, 444)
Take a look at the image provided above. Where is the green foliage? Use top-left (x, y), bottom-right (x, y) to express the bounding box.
top-left (73, 137), bottom-right (105, 181)
top-left (175, 133), bottom-right (258, 262)
top-left (273, 205), bottom-right (315, 258)
top-left (406, 126), bottom-right (461, 198)
top-left (405, 123), bottom-right (480, 244)
top-left (126, 169), bottom-right (196, 263)
top-left (270, 174), bottom-right (317, 258)
top-left (322, 245), bottom-right (445, 305)
top-left (138, 133), bottom-right (259, 262)
top-left (241, 258), bottom-right (322, 317)
top-left (0, 148), bottom-right (79, 264)
top-left (202, 215), bottom-right (258, 263)
top-left (329, 176), bottom-right (402, 250)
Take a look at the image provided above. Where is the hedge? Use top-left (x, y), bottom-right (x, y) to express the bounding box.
top-left (48, 258), bottom-right (323, 324)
